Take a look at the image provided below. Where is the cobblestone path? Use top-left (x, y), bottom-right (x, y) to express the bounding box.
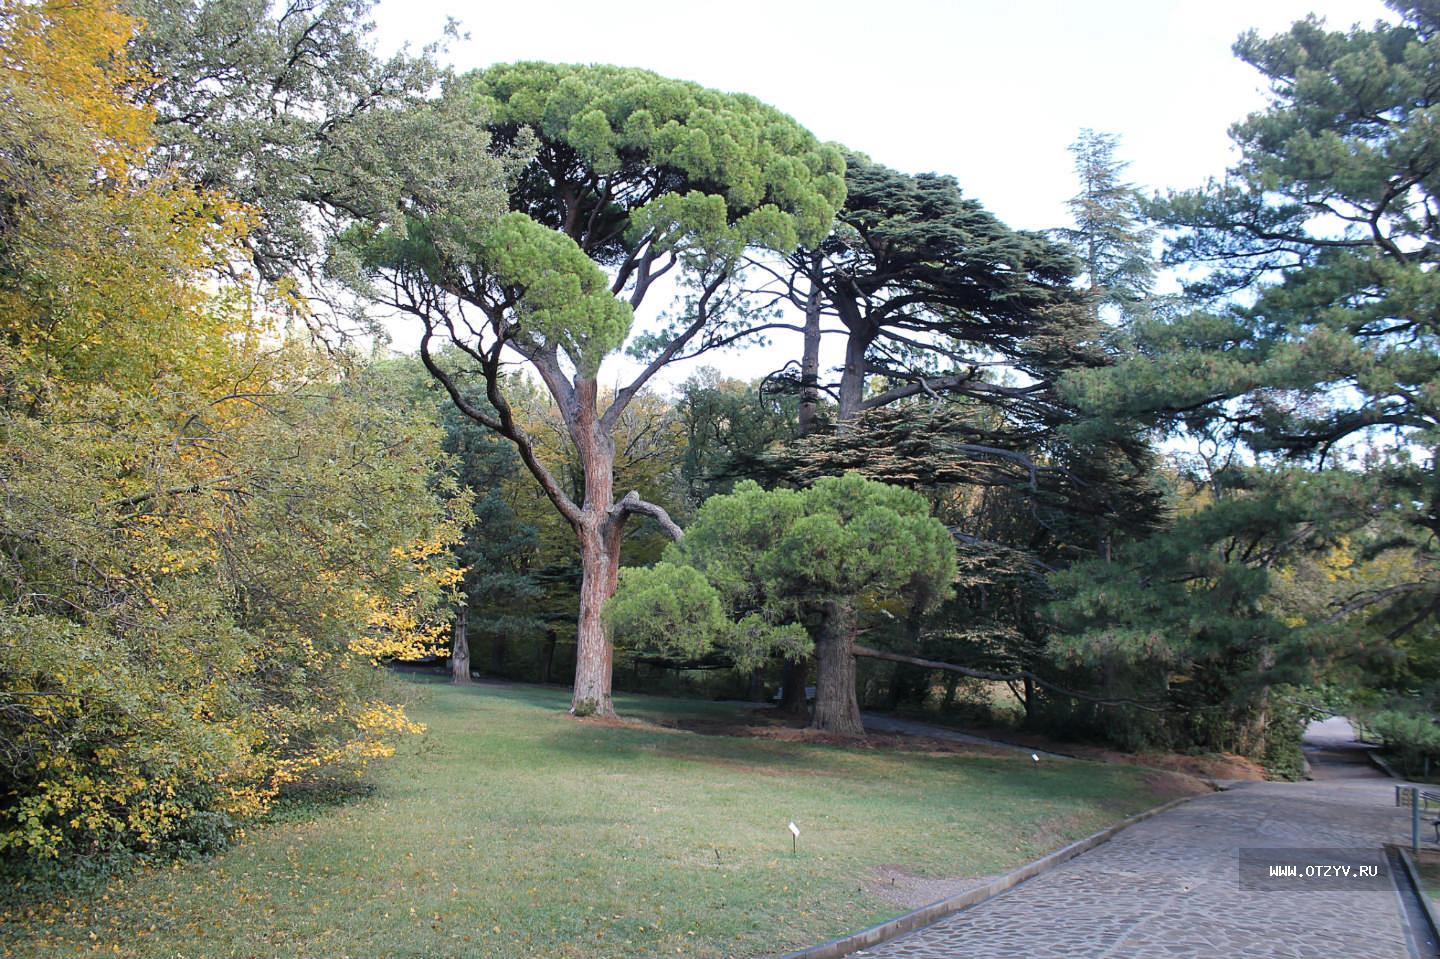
top-left (859, 727), bottom-right (1422, 958)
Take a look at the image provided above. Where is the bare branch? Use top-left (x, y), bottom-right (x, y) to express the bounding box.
top-left (418, 325), bottom-right (584, 527)
top-left (601, 271), bottom-right (728, 431)
top-left (851, 645), bottom-right (1169, 711)
top-left (609, 490), bottom-right (684, 542)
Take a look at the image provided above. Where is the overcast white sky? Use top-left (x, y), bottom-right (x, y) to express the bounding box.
top-left (367, 0), bottom-right (1395, 391)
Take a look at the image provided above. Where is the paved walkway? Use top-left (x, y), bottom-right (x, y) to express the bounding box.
top-left (857, 721), bottom-right (1425, 959)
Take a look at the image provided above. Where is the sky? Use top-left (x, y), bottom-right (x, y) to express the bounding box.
top-left (367, 0), bottom-right (1395, 392)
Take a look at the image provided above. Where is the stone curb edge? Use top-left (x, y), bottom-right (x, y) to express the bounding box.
top-left (1398, 848), bottom-right (1440, 947)
top-left (1369, 749), bottom-right (1406, 780)
top-left (774, 791), bottom-right (1206, 959)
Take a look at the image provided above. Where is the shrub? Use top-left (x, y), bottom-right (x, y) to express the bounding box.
top-left (1367, 708), bottom-right (1440, 778)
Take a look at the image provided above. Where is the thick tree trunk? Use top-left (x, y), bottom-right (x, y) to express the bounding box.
top-left (569, 384), bottom-right (625, 718)
top-left (1023, 673), bottom-right (1036, 726)
top-left (572, 517), bottom-right (618, 717)
top-left (836, 331), bottom-right (869, 430)
top-left (809, 602), bottom-right (865, 737)
top-left (450, 603), bottom-right (471, 685)
top-left (833, 299), bottom-right (876, 430)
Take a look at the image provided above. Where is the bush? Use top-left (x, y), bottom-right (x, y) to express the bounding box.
top-left (1367, 708), bottom-right (1440, 778)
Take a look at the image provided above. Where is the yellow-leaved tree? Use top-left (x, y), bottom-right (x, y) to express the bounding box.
top-left (0, 0), bottom-right (466, 877)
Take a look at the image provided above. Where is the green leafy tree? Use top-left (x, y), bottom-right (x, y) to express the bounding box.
top-left (0, 0), bottom-right (463, 876)
top-left (364, 355), bottom-right (545, 683)
top-left (355, 63), bottom-right (846, 717)
top-left (676, 370), bottom-right (799, 502)
top-left (753, 154), bottom-right (1089, 711)
top-left (757, 400), bottom-right (1165, 724)
top-left (609, 474), bottom-right (956, 735)
top-left (129, 0), bottom-right (483, 292)
top-left (1047, 467), bottom-right (1383, 769)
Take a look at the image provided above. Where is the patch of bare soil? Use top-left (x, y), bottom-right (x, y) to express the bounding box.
top-left (584, 711), bottom-right (1232, 794)
top-left (942, 723), bottom-right (1268, 782)
top-left (649, 715), bottom-right (1012, 757)
top-left (867, 865), bottom-right (994, 910)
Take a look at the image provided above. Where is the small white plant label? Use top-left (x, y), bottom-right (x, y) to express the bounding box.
top-left (788, 821), bottom-right (800, 837)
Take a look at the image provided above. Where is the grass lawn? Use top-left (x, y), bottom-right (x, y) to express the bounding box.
top-left (1, 677), bottom-right (1198, 959)
top-left (1418, 852), bottom-right (1440, 910)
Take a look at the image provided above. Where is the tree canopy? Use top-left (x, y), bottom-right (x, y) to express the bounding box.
top-left (609, 475), bottom-right (956, 735)
top-left (770, 152), bottom-right (1084, 425)
top-left (352, 61), bottom-right (847, 718)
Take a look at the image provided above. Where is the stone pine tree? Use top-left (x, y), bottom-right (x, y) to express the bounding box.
top-left (1054, 129), bottom-right (1156, 324)
top-left (608, 475), bottom-right (956, 736)
top-left (355, 63), bottom-right (846, 717)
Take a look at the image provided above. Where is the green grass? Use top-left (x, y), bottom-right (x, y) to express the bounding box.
top-left (1418, 853), bottom-right (1440, 909)
top-left (1, 678), bottom-right (1193, 959)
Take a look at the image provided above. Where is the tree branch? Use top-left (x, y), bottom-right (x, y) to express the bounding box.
top-left (419, 326), bottom-right (584, 527)
top-left (851, 645), bottom-right (1169, 711)
top-left (609, 491), bottom-right (684, 541)
top-left (601, 271), bottom-right (728, 431)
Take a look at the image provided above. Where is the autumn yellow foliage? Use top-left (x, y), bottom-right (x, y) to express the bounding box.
top-left (0, 0), bottom-right (465, 873)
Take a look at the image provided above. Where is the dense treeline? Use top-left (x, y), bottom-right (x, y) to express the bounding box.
top-left (3, 0), bottom-right (1438, 881)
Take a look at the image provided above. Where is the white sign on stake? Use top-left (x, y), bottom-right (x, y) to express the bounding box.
top-left (788, 821), bottom-right (801, 838)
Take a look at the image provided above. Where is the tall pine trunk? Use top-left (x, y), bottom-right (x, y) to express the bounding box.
top-left (798, 259), bottom-right (823, 435)
top-left (778, 281), bottom-right (823, 716)
top-left (570, 388), bottom-right (622, 718)
top-left (810, 601), bottom-right (865, 737)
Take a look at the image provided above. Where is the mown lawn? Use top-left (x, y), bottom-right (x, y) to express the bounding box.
top-left (1, 678), bottom-right (1195, 959)
top-left (1418, 852), bottom-right (1440, 910)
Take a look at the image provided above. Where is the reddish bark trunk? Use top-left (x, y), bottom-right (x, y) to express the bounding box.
top-left (570, 382), bottom-right (621, 718)
top-left (572, 517), bottom-right (619, 716)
